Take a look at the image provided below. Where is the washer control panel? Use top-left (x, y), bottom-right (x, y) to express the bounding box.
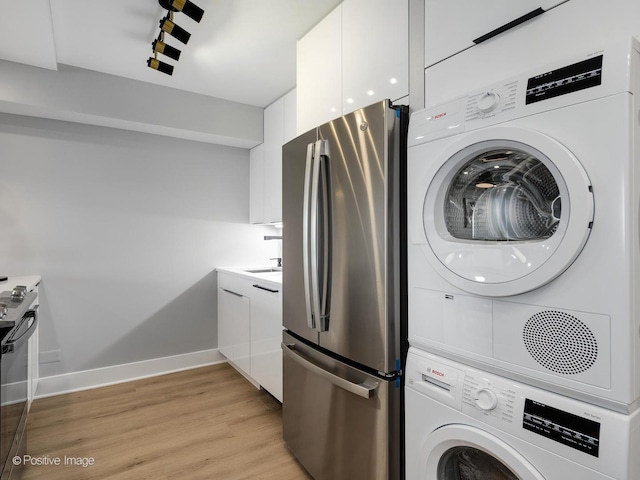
top-left (406, 349), bottom-right (611, 461)
top-left (523, 399), bottom-right (600, 457)
top-left (465, 81), bottom-right (519, 123)
top-left (462, 373), bottom-right (518, 425)
top-left (460, 367), bottom-right (602, 458)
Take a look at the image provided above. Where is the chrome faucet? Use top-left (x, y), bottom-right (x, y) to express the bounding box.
top-left (264, 236), bottom-right (283, 267)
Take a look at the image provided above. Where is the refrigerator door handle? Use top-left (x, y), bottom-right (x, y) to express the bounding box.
top-left (314, 140), bottom-right (331, 332)
top-left (309, 142), bottom-right (323, 331)
top-left (302, 142), bottom-right (316, 330)
top-left (282, 342), bottom-right (378, 399)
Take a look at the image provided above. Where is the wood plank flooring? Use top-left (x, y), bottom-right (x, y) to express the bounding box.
top-left (22, 363), bottom-right (312, 480)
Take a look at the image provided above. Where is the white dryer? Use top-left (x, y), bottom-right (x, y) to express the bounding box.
top-left (405, 348), bottom-right (640, 480)
top-left (407, 36), bottom-right (640, 411)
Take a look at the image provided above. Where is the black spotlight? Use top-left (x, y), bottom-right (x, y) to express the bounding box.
top-left (152, 39), bottom-right (181, 61)
top-left (159, 16), bottom-right (191, 44)
top-left (147, 57), bottom-right (174, 76)
top-left (171, 0), bottom-right (204, 23)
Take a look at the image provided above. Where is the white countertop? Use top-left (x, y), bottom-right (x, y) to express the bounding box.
top-left (216, 266), bottom-right (282, 286)
top-left (0, 275), bottom-right (41, 292)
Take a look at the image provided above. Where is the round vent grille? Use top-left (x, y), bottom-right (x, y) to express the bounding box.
top-left (523, 311), bottom-right (598, 375)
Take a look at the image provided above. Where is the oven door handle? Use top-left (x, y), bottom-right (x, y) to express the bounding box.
top-left (4, 307), bottom-right (38, 354)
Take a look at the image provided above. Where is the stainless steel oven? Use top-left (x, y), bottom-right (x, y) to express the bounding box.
top-left (0, 288), bottom-right (38, 480)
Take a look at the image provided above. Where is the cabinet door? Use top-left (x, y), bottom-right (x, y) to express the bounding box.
top-left (423, 0), bottom-right (616, 107)
top-left (264, 98), bottom-right (285, 224)
top-left (249, 144), bottom-right (265, 224)
top-left (342, 0), bottom-right (409, 114)
top-left (424, 0), bottom-right (568, 67)
top-left (218, 286), bottom-right (251, 376)
top-left (250, 89), bottom-right (296, 226)
top-left (297, 3), bottom-right (342, 135)
top-left (249, 283), bottom-right (283, 402)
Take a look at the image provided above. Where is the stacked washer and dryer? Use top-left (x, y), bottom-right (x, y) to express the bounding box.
top-left (405, 37), bottom-right (640, 479)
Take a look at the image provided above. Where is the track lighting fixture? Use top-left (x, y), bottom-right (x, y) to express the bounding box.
top-left (147, 0), bottom-right (205, 76)
top-left (158, 0), bottom-right (205, 23)
top-left (159, 16), bottom-right (191, 44)
top-left (147, 57), bottom-right (174, 76)
top-left (169, 0), bottom-right (204, 23)
top-left (152, 38), bottom-right (181, 61)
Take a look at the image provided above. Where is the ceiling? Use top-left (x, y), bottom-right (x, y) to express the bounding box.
top-left (0, 0), bottom-right (342, 108)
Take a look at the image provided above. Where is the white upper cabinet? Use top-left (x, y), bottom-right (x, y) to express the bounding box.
top-left (249, 144), bottom-right (265, 224)
top-left (425, 0), bottom-right (568, 68)
top-left (297, 1), bottom-right (409, 134)
top-left (342, 0), bottom-right (409, 113)
top-left (263, 98), bottom-right (285, 224)
top-left (297, 4), bottom-right (343, 135)
top-left (250, 89), bottom-right (296, 225)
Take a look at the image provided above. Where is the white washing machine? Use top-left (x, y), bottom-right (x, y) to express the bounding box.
top-left (405, 348), bottom-right (640, 480)
top-left (407, 36), bottom-right (640, 412)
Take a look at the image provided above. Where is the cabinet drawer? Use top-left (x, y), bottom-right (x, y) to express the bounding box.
top-left (218, 272), bottom-right (252, 298)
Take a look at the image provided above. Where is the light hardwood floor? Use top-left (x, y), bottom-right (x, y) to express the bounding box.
top-left (23, 363), bottom-right (312, 479)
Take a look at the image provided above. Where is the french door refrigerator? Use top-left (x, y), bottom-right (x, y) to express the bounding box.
top-left (281, 100), bottom-right (408, 480)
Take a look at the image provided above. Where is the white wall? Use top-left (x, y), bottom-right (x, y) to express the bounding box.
top-left (0, 113), bottom-right (280, 382)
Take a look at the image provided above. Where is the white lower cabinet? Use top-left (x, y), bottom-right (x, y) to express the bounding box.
top-left (217, 271), bottom-right (283, 402)
top-left (249, 283), bottom-right (282, 402)
top-left (218, 280), bottom-right (251, 376)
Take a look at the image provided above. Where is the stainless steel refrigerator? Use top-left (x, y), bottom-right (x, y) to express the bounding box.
top-left (281, 100), bottom-right (408, 480)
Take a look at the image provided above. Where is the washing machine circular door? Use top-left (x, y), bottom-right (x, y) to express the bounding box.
top-left (422, 126), bottom-right (594, 297)
top-left (420, 424), bottom-right (545, 480)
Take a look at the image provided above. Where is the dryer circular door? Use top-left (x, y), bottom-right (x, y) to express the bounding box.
top-left (419, 424), bottom-right (545, 480)
top-left (421, 126), bottom-right (594, 297)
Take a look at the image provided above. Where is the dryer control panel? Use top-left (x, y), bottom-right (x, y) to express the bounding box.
top-left (410, 37), bottom-right (635, 149)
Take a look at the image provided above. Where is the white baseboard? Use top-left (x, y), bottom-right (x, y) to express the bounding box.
top-left (35, 349), bottom-right (225, 399)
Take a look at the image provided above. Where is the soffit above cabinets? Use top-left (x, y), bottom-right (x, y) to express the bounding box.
top-left (0, 0), bottom-right (341, 108)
